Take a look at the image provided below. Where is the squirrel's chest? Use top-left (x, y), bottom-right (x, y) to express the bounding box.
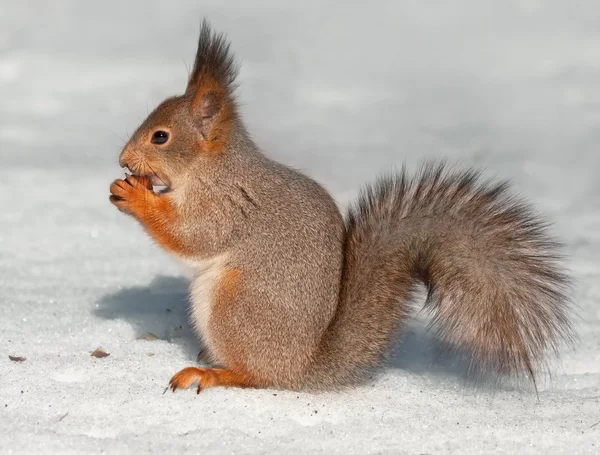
top-left (188, 254), bottom-right (229, 340)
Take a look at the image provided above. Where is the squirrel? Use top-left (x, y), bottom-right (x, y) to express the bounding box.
top-left (110, 20), bottom-right (573, 394)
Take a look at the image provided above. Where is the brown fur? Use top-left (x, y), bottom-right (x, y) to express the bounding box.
top-left (110, 21), bottom-right (573, 393)
top-left (214, 268), bottom-right (241, 303)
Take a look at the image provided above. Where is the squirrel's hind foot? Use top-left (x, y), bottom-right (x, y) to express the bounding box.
top-left (168, 367), bottom-right (260, 394)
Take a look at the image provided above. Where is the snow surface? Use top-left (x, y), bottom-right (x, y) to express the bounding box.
top-left (1, 1), bottom-right (599, 453)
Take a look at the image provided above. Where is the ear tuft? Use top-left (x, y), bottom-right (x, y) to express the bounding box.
top-left (186, 19), bottom-right (239, 96)
top-left (186, 20), bottom-right (238, 151)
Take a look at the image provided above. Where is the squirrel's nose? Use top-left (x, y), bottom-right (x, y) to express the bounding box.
top-left (118, 147), bottom-right (131, 169)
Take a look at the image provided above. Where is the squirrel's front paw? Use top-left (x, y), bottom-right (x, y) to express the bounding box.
top-left (110, 174), bottom-right (154, 216)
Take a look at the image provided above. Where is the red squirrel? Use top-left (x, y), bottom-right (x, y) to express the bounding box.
top-left (110, 21), bottom-right (573, 393)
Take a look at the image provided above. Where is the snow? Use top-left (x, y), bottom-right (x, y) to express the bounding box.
top-left (1, 0), bottom-right (599, 453)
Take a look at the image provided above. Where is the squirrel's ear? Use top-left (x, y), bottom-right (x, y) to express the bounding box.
top-left (185, 21), bottom-right (238, 145)
top-left (191, 90), bottom-right (224, 140)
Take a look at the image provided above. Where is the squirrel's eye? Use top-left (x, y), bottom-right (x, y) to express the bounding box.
top-left (151, 130), bottom-right (169, 145)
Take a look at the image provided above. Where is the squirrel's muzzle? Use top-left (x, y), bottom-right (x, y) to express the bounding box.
top-left (119, 145), bottom-right (135, 169)
top-left (118, 153), bottom-right (128, 169)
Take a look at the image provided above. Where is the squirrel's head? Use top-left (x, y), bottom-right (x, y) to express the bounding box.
top-left (119, 20), bottom-right (239, 191)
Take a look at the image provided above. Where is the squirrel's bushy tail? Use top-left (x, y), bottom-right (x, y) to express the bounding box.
top-left (308, 162), bottom-right (573, 390)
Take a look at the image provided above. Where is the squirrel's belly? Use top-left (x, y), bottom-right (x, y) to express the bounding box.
top-left (188, 254), bottom-right (230, 342)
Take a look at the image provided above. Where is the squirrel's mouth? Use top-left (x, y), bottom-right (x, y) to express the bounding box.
top-left (145, 173), bottom-right (169, 188)
top-left (125, 166), bottom-right (171, 193)
top-left (143, 172), bottom-right (171, 193)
